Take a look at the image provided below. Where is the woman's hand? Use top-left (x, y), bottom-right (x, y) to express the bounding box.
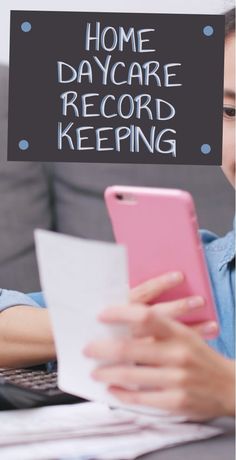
top-left (84, 309), bottom-right (235, 419)
top-left (128, 271), bottom-right (217, 336)
top-left (83, 272), bottom-right (235, 419)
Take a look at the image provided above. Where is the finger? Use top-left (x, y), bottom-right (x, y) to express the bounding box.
top-left (108, 386), bottom-right (190, 414)
top-left (102, 308), bottom-right (193, 341)
top-left (92, 365), bottom-right (186, 390)
top-left (130, 271), bottom-right (184, 304)
top-left (99, 296), bottom-right (205, 324)
top-left (84, 337), bottom-right (158, 364)
top-left (191, 321), bottom-right (219, 339)
top-left (99, 305), bottom-right (195, 340)
top-left (123, 310), bottom-right (196, 341)
top-left (98, 305), bottom-right (218, 343)
top-left (84, 336), bottom-right (185, 367)
top-left (98, 304), bottom-right (153, 323)
top-left (152, 296), bottom-right (205, 319)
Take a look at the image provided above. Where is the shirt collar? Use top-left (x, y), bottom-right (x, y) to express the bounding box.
top-left (218, 219), bottom-right (235, 270)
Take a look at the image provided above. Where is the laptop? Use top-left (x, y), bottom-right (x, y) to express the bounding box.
top-left (0, 366), bottom-right (87, 410)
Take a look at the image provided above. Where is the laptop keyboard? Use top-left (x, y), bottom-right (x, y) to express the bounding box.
top-left (0, 367), bottom-right (87, 409)
top-left (0, 368), bottom-right (60, 395)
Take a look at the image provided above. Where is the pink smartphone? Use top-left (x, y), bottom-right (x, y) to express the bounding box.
top-left (105, 185), bottom-right (218, 330)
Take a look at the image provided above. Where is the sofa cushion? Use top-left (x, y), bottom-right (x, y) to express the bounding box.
top-left (0, 65), bottom-right (53, 291)
top-left (48, 162), bottom-right (234, 242)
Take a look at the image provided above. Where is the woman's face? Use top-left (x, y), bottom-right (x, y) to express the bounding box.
top-left (222, 33), bottom-right (235, 188)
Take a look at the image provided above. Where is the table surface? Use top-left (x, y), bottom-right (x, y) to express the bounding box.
top-left (140, 418), bottom-right (235, 460)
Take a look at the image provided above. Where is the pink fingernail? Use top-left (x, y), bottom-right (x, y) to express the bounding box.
top-left (201, 322), bottom-right (218, 335)
top-left (91, 370), bottom-right (99, 380)
top-left (169, 272), bottom-right (183, 282)
top-left (98, 309), bottom-right (111, 321)
top-left (97, 312), bottom-right (106, 320)
top-left (83, 345), bottom-right (93, 356)
top-left (188, 296), bottom-right (205, 309)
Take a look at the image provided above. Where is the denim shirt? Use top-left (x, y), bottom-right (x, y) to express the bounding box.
top-left (0, 224), bottom-right (235, 359)
top-left (200, 224), bottom-right (235, 359)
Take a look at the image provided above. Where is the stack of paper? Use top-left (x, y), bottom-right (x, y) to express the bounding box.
top-left (0, 402), bottom-right (223, 460)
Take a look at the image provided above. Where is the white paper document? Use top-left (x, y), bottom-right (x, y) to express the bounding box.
top-left (35, 229), bottom-right (130, 406)
top-left (35, 229), bottom-right (182, 417)
top-left (0, 402), bottom-right (223, 460)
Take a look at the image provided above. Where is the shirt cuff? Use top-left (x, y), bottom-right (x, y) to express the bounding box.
top-left (0, 289), bottom-right (41, 312)
top-left (27, 292), bottom-right (46, 307)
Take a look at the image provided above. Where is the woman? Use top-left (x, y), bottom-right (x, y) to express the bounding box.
top-left (0, 8), bottom-right (235, 419)
top-left (83, 8), bottom-right (235, 420)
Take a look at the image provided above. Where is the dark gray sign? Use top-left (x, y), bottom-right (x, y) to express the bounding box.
top-left (8, 11), bottom-right (225, 164)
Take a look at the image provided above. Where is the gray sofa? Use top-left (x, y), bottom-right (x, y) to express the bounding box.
top-left (0, 64), bottom-right (234, 292)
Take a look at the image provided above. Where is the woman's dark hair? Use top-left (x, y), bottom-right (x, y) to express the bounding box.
top-left (225, 8), bottom-right (235, 37)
